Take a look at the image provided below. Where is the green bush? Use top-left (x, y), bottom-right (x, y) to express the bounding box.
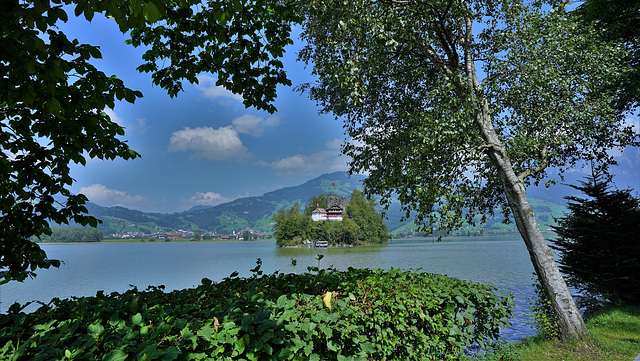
top-left (0, 265), bottom-right (513, 360)
top-left (526, 275), bottom-right (559, 340)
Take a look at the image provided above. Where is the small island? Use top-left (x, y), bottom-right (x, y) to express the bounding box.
top-left (272, 189), bottom-right (389, 247)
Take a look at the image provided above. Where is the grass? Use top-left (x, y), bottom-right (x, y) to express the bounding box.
top-left (492, 305), bottom-right (640, 360)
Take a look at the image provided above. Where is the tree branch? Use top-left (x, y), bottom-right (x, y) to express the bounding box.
top-left (518, 145), bottom-right (549, 181)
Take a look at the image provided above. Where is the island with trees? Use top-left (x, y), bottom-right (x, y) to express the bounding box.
top-left (272, 190), bottom-right (389, 247)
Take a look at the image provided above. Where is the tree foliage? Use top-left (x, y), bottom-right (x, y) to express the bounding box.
top-left (297, 0), bottom-right (639, 339)
top-left (34, 227), bottom-right (103, 243)
top-left (303, 193), bottom-right (329, 217)
top-left (551, 173), bottom-right (640, 308)
top-left (0, 0), bottom-right (148, 283)
top-left (271, 202), bottom-right (305, 246)
top-left (299, 0), bottom-right (635, 231)
top-left (345, 190), bottom-right (388, 245)
top-left (1, 0), bottom-right (300, 283)
top-left (574, 0), bottom-right (640, 111)
top-left (128, 0), bottom-right (303, 113)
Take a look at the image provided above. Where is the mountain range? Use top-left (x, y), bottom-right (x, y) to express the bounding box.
top-left (79, 171), bottom-right (598, 237)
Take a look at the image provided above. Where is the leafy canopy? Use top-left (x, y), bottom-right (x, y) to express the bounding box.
top-left (128, 0), bottom-right (303, 113)
top-left (574, 0), bottom-right (640, 112)
top-left (1, 0), bottom-right (301, 283)
top-left (1, 0), bottom-right (146, 283)
top-left (298, 0), bottom-right (638, 232)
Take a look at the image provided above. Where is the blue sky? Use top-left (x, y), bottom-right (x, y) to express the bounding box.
top-left (61, 15), bottom-right (351, 213)
top-left (60, 13), bottom-right (639, 214)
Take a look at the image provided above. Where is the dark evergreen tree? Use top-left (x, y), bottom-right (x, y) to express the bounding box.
top-left (551, 172), bottom-right (640, 308)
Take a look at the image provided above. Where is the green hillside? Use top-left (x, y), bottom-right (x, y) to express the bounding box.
top-left (85, 172), bottom-right (366, 236)
top-left (82, 171), bottom-right (567, 237)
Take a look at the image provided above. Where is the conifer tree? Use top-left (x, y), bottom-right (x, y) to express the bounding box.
top-left (551, 172), bottom-right (640, 308)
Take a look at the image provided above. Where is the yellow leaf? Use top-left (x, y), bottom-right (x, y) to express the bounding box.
top-left (323, 291), bottom-right (332, 310)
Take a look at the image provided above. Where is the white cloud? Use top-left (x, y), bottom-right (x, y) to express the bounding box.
top-left (271, 155), bottom-right (306, 170)
top-left (265, 151), bottom-right (349, 176)
top-left (184, 191), bottom-right (233, 207)
top-left (624, 115), bottom-right (640, 134)
top-left (196, 75), bottom-right (243, 102)
top-left (103, 109), bottom-right (147, 135)
top-left (136, 118), bottom-right (148, 134)
top-left (168, 126), bottom-right (250, 161)
top-left (232, 114), bottom-right (280, 137)
top-left (326, 138), bottom-right (343, 150)
top-left (103, 108), bottom-right (125, 126)
top-left (79, 184), bottom-right (147, 207)
top-left (260, 138), bottom-right (351, 176)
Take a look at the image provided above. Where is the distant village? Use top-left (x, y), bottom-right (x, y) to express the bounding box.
top-left (109, 228), bottom-right (271, 241)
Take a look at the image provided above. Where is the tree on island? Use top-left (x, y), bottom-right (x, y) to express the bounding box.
top-left (303, 194), bottom-right (330, 217)
top-left (272, 190), bottom-right (388, 247)
top-left (271, 202), bottom-right (306, 246)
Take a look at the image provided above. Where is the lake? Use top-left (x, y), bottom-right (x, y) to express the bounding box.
top-left (0, 236), bottom-right (544, 342)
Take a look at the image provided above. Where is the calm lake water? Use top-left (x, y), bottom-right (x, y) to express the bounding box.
top-left (1, 236), bottom-right (547, 342)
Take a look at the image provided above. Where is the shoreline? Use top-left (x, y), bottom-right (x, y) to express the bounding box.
top-left (36, 233), bottom-right (558, 245)
top-left (37, 238), bottom-right (277, 245)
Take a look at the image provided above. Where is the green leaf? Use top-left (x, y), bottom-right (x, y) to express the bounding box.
top-left (160, 347), bottom-right (180, 361)
top-left (197, 326), bottom-right (213, 341)
top-left (103, 350), bottom-right (127, 361)
top-left (131, 312), bottom-right (143, 325)
top-left (361, 342), bottom-right (375, 353)
top-left (235, 334), bottom-right (246, 354)
top-left (88, 322), bottom-right (104, 337)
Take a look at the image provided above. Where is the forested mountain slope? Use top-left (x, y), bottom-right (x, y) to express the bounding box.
top-left (81, 171), bottom-right (570, 236)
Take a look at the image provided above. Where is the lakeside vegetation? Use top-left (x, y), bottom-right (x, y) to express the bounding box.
top-left (37, 237), bottom-right (277, 244)
top-left (0, 266), bottom-right (512, 360)
top-left (34, 228), bottom-right (103, 243)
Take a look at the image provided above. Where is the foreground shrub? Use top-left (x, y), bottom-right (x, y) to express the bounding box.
top-left (0, 266), bottom-right (513, 360)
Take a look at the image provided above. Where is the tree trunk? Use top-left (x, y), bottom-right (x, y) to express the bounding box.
top-left (476, 102), bottom-right (589, 340)
top-left (459, 30), bottom-right (588, 337)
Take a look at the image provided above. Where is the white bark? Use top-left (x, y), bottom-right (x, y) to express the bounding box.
top-left (457, 17), bottom-right (588, 338)
top-left (476, 100), bottom-right (589, 340)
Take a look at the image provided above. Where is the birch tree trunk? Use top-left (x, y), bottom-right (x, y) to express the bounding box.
top-left (459, 17), bottom-right (589, 338)
top-left (477, 101), bottom-right (589, 339)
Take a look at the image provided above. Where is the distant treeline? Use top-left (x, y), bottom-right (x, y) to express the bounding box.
top-left (35, 228), bottom-right (103, 243)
